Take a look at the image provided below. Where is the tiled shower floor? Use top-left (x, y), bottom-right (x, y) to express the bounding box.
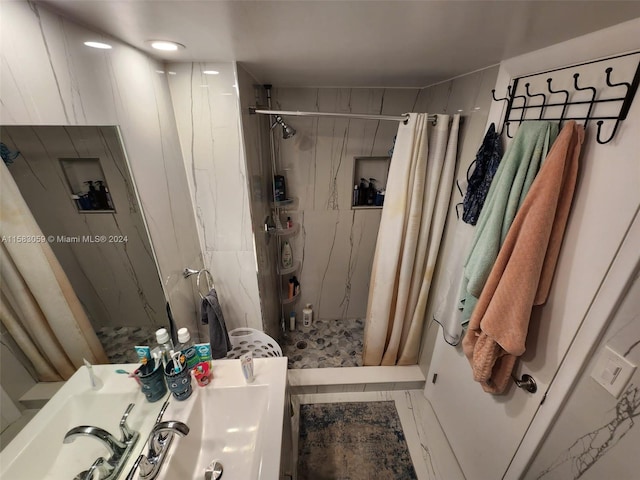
top-left (281, 318), bottom-right (364, 369)
top-left (96, 326), bottom-right (158, 364)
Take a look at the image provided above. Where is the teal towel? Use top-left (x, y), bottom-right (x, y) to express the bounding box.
top-left (460, 121), bottom-right (559, 325)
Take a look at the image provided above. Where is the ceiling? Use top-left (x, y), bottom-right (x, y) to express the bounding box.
top-left (39, 0), bottom-right (640, 88)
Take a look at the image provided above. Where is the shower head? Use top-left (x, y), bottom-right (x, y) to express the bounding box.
top-left (272, 115), bottom-right (296, 140)
top-left (282, 123), bottom-right (296, 139)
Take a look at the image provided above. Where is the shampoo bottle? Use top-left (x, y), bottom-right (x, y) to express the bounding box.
top-left (303, 304), bottom-right (313, 327)
top-left (281, 240), bottom-right (293, 268)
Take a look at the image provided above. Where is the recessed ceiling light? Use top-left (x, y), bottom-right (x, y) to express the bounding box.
top-left (457, 109), bottom-right (464, 112)
top-left (155, 70), bottom-right (165, 74)
top-left (148, 40), bottom-right (185, 51)
top-left (203, 70), bottom-right (219, 75)
top-left (167, 71), bottom-right (177, 75)
top-left (84, 41), bottom-right (112, 49)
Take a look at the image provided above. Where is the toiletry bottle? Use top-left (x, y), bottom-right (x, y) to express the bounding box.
top-left (274, 214), bottom-right (283, 230)
top-left (288, 278), bottom-right (295, 299)
top-left (273, 175), bottom-right (287, 202)
top-left (353, 184), bottom-right (359, 207)
top-left (177, 327), bottom-right (199, 370)
top-left (155, 328), bottom-right (175, 362)
top-left (95, 181), bottom-right (109, 209)
top-left (303, 304), bottom-right (313, 327)
top-left (286, 216), bottom-right (293, 229)
top-left (281, 240), bottom-right (293, 268)
top-left (367, 178), bottom-right (377, 205)
top-left (359, 178), bottom-right (368, 205)
top-left (84, 181), bottom-right (97, 210)
top-left (289, 311), bottom-right (296, 331)
top-left (292, 276), bottom-right (300, 296)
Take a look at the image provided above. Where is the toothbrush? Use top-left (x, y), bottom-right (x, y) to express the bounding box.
top-left (170, 350), bottom-right (182, 373)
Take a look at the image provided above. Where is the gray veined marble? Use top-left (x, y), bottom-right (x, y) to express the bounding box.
top-left (535, 383), bottom-right (640, 480)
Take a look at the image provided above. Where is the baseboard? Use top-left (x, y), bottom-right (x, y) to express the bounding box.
top-left (287, 365), bottom-right (425, 395)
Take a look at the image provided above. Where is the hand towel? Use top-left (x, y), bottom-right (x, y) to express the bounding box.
top-left (460, 121), bottom-right (559, 325)
top-left (201, 288), bottom-right (232, 359)
top-left (462, 121), bottom-right (584, 394)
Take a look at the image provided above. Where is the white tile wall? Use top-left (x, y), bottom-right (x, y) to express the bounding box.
top-left (271, 87), bottom-right (423, 322)
top-left (167, 62), bottom-right (263, 333)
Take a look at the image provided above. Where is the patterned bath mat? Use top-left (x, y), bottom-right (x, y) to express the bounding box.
top-left (298, 401), bottom-right (417, 480)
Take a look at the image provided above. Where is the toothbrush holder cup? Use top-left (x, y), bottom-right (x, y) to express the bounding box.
top-left (136, 361), bottom-right (167, 402)
top-left (164, 356), bottom-right (192, 401)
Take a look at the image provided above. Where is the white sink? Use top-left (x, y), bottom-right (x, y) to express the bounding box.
top-left (158, 357), bottom-right (287, 480)
top-left (0, 365), bottom-right (165, 480)
top-left (0, 357), bottom-right (288, 480)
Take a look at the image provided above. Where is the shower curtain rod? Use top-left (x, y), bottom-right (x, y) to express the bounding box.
top-left (249, 107), bottom-right (438, 124)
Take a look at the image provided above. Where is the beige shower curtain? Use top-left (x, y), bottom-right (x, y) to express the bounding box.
top-left (0, 160), bottom-right (108, 381)
top-left (363, 113), bottom-right (460, 366)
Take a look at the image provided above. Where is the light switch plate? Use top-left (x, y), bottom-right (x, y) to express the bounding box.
top-left (591, 345), bottom-right (637, 398)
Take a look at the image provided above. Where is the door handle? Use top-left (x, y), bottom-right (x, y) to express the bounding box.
top-left (512, 374), bottom-right (537, 393)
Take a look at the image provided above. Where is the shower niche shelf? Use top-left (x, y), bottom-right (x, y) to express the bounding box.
top-left (278, 260), bottom-right (300, 276)
top-left (268, 222), bottom-right (300, 237)
top-left (352, 156), bottom-right (390, 209)
top-left (281, 289), bottom-right (301, 305)
top-left (271, 197), bottom-right (298, 209)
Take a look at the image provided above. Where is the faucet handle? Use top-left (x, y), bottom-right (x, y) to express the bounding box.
top-left (74, 456), bottom-right (112, 480)
top-left (119, 403), bottom-right (137, 442)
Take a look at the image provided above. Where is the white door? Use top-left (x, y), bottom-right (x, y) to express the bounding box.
top-left (425, 48), bottom-right (640, 480)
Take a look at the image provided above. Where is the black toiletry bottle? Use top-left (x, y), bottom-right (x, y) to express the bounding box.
top-left (94, 181), bottom-right (109, 210)
top-left (274, 175), bottom-right (287, 202)
top-left (359, 178), bottom-right (368, 205)
top-left (85, 181), bottom-right (97, 209)
top-left (367, 178), bottom-right (377, 205)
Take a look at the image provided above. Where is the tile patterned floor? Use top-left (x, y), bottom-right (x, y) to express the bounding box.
top-left (96, 326), bottom-right (159, 364)
top-left (281, 318), bottom-right (364, 369)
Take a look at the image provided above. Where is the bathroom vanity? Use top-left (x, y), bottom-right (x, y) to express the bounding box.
top-left (0, 357), bottom-right (288, 480)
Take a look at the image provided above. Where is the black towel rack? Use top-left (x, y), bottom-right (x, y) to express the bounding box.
top-left (491, 51), bottom-right (640, 144)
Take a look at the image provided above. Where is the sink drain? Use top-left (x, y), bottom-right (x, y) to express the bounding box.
top-left (296, 341), bottom-right (307, 350)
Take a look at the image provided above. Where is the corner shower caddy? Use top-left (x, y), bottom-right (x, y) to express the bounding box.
top-left (491, 51), bottom-right (640, 144)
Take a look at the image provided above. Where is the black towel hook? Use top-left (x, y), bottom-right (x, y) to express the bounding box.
top-left (573, 73), bottom-right (597, 127)
top-left (546, 77), bottom-right (570, 121)
top-left (491, 85), bottom-right (511, 103)
top-left (505, 121), bottom-right (514, 139)
top-left (604, 67), bottom-right (631, 92)
top-left (595, 119), bottom-right (621, 144)
top-left (524, 83), bottom-right (547, 119)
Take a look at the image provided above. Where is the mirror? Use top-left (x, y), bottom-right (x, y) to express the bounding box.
top-left (1, 125), bottom-right (168, 364)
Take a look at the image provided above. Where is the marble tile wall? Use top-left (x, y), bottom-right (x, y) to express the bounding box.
top-left (526, 271), bottom-right (640, 479)
top-left (0, 2), bottom-right (202, 346)
top-left (271, 88), bottom-right (426, 321)
top-left (235, 65), bottom-right (281, 339)
top-left (166, 63), bottom-right (263, 334)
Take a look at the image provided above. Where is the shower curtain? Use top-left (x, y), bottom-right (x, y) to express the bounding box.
top-left (363, 113), bottom-right (460, 366)
top-left (0, 160), bottom-right (108, 381)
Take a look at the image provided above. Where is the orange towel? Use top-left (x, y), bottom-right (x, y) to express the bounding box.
top-left (462, 121), bottom-right (584, 394)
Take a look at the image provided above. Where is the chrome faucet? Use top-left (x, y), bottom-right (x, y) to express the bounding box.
top-left (125, 399), bottom-right (190, 480)
top-left (64, 403), bottom-right (140, 480)
top-left (137, 420), bottom-right (190, 479)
